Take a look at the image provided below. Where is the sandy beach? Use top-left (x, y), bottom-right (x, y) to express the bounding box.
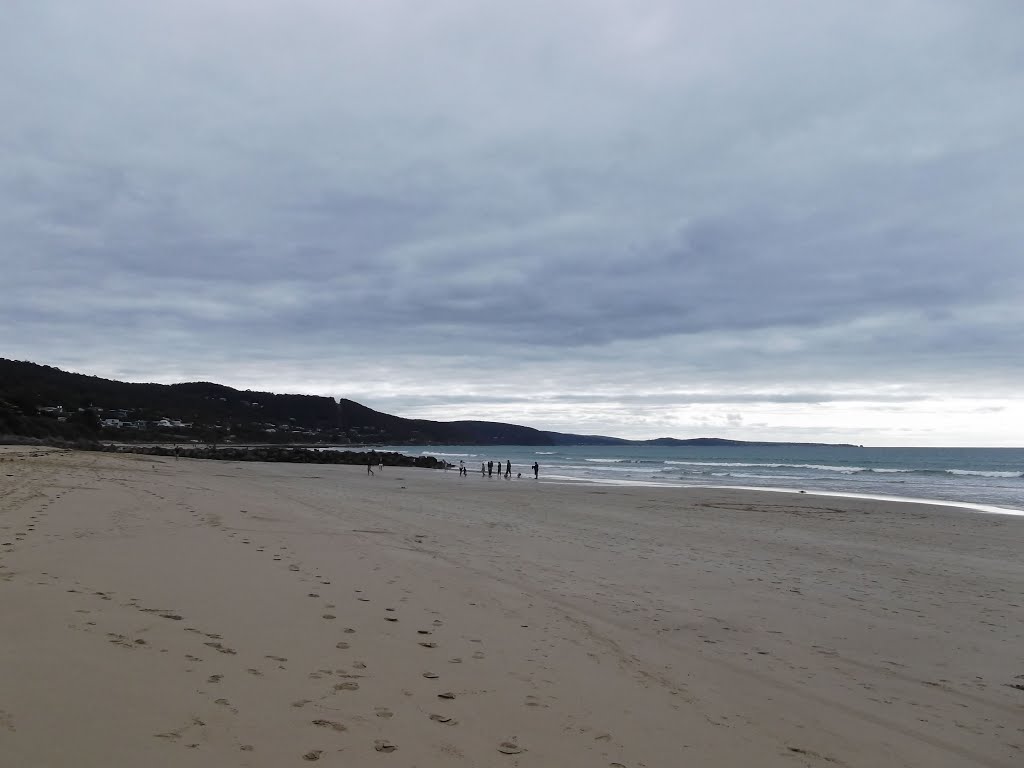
top-left (1, 446), bottom-right (1021, 767)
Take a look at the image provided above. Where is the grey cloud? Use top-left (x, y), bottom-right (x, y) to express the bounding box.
top-left (2, 1), bottom-right (1022, 444)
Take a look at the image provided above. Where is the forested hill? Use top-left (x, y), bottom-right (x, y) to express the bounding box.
top-left (0, 359), bottom-right (563, 444)
top-left (0, 358), bottom-right (856, 448)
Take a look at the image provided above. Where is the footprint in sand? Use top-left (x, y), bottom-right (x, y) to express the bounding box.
top-left (498, 741), bottom-right (524, 755)
top-left (322, 614), bottom-right (337, 620)
top-left (207, 674), bottom-right (223, 683)
top-left (374, 740), bottom-right (397, 753)
top-left (312, 719), bottom-right (347, 732)
top-left (336, 642), bottom-right (350, 650)
top-left (214, 698), bottom-right (238, 713)
top-left (422, 672), bottom-right (439, 679)
top-left (429, 713), bottom-right (457, 725)
top-left (302, 749), bottom-right (323, 761)
top-left (334, 682), bottom-right (359, 691)
top-left (472, 651), bottom-right (485, 659)
top-left (204, 642), bottom-right (237, 655)
top-left (375, 707), bottom-right (393, 719)
top-left (419, 642), bottom-right (438, 649)
top-left (353, 661), bottom-right (367, 670)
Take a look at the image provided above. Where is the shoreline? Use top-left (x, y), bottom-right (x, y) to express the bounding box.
top-left (396, 444), bottom-right (1024, 516)
top-left (541, 473), bottom-right (1024, 516)
top-left (2, 447), bottom-right (1022, 766)
top-left (14, 439), bottom-right (1023, 515)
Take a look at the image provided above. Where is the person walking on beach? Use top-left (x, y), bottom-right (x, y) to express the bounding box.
top-left (487, 460), bottom-right (493, 477)
top-left (367, 458), bottom-right (375, 476)
top-left (481, 462), bottom-right (486, 476)
top-left (532, 461), bottom-right (539, 479)
top-left (505, 459), bottom-right (511, 478)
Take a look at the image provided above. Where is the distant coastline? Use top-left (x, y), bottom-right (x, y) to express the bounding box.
top-left (609, 437), bottom-right (861, 448)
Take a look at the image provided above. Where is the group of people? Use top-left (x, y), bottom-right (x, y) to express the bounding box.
top-left (369, 453), bottom-right (540, 479)
top-left (459, 459), bottom-right (538, 479)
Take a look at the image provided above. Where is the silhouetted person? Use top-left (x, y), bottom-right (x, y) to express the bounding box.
top-left (505, 460), bottom-right (511, 478)
top-left (487, 460), bottom-right (493, 477)
top-left (367, 459), bottom-right (375, 476)
top-left (481, 462), bottom-right (486, 476)
top-left (532, 461), bottom-right (539, 479)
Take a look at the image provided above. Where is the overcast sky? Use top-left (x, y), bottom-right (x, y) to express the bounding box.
top-left (3, 1), bottom-right (1022, 445)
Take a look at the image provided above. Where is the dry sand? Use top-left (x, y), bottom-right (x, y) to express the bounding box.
top-left (1, 446), bottom-right (1022, 767)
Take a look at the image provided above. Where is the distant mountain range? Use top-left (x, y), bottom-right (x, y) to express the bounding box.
top-left (0, 358), bottom-right (857, 447)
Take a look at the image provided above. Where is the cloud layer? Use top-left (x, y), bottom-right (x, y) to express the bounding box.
top-left (3, 1), bottom-right (1022, 444)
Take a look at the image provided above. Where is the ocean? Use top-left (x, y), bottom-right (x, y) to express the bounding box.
top-left (377, 444), bottom-right (1024, 514)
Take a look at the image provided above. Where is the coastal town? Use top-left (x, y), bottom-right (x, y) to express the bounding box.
top-left (7, 400), bottom-right (390, 445)
top-left (28, 403), bottom-right (389, 443)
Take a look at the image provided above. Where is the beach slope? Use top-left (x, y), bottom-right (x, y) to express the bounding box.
top-left (1, 447), bottom-right (1021, 767)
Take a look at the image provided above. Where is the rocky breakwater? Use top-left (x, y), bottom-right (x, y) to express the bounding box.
top-left (99, 444), bottom-right (443, 468)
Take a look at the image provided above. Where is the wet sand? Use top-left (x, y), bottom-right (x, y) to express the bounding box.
top-left (1, 446), bottom-right (1022, 767)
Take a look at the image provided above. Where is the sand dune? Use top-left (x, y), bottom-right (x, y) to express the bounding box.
top-left (1, 446), bottom-right (1021, 767)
